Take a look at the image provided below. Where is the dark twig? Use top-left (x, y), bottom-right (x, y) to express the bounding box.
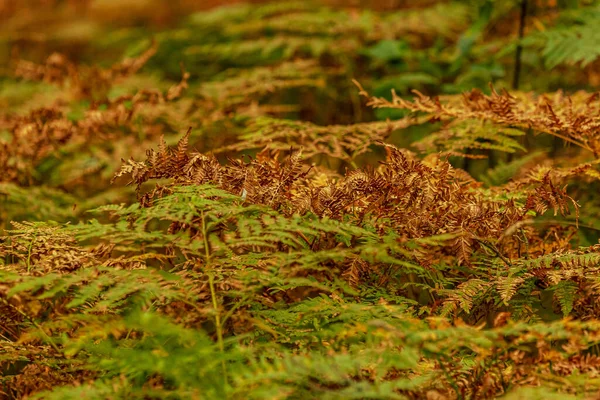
top-left (512, 0), bottom-right (528, 90)
top-left (475, 238), bottom-right (513, 267)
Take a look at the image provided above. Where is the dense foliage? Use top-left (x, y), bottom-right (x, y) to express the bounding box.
top-left (3, 0), bottom-right (600, 398)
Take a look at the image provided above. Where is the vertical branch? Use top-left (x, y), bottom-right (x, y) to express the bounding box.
top-left (510, 0), bottom-right (529, 162)
top-left (512, 0), bottom-right (528, 90)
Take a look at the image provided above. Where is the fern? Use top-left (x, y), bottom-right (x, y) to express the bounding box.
top-left (524, 5), bottom-right (600, 69)
top-left (6, 1), bottom-right (600, 398)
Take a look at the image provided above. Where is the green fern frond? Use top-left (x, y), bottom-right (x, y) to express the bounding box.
top-left (525, 6), bottom-right (600, 69)
top-left (550, 280), bottom-right (578, 317)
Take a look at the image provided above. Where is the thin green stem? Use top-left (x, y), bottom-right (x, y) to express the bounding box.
top-left (26, 235), bottom-right (36, 273)
top-left (201, 210), bottom-right (226, 381)
top-left (208, 273), bottom-right (225, 355)
top-left (221, 293), bottom-right (252, 326)
top-left (0, 296), bottom-right (61, 353)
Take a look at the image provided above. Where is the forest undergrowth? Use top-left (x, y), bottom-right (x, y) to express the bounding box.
top-left (3, 0), bottom-right (600, 398)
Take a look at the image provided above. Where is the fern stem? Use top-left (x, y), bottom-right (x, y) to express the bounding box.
top-left (475, 238), bottom-right (512, 267)
top-left (0, 296), bottom-right (61, 353)
top-left (26, 235), bottom-right (36, 273)
top-left (506, 219), bottom-right (600, 234)
top-left (221, 293), bottom-right (252, 326)
top-left (201, 210), bottom-right (227, 382)
top-left (208, 273), bottom-right (225, 356)
top-left (436, 355), bottom-right (463, 399)
top-left (201, 210), bottom-right (211, 262)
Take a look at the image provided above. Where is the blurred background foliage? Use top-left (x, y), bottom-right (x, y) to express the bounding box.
top-left (2, 0), bottom-right (600, 232)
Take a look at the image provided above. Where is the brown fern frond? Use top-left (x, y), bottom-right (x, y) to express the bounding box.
top-left (14, 40), bottom-right (158, 101)
top-left (355, 81), bottom-right (600, 156)
top-left (215, 117), bottom-right (419, 162)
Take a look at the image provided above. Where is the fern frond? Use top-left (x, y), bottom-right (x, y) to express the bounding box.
top-left (355, 81), bottom-right (600, 156)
